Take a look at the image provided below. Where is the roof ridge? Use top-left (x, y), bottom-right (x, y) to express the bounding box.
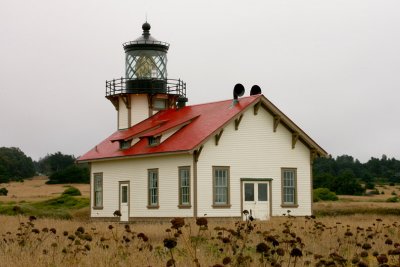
top-left (186, 95), bottom-right (260, 108)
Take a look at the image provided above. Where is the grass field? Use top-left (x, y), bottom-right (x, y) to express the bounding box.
top-left (1, 179), bottom-right (400, 266)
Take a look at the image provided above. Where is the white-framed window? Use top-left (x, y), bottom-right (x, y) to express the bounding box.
top-left (179, 166), bottom-right (190, 207)
top-left (148, 169), bottom-right (159, 207)
top-left (282, 168), bottom-right (297, 206)
top-left (93, 173), bottom-right (103, 208)
top-left (213, 166), bottom-right (230, 207)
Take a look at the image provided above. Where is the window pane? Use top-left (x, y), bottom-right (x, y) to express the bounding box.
top-left (94, 174), bottom-right (103, 207)
top-left (258, 183), bottom-right (268, 201)
top-left (149, 170), bottom-right (158, 205)
top-left (244, 183), bottom-right (254, 201)
top-left (121, 186), bottom-right (128, 203)
top-left (179, 168), bottom-right (190, 205)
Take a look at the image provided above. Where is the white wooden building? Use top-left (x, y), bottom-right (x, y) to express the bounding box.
top-left (78, 22), bottom-right (327, 222)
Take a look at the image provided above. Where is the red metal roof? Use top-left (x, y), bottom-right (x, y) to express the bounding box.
top-left (78, 95), bottom-right (261, 162)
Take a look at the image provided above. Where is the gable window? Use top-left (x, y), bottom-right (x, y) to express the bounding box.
top-left (148, 169), bottom-right (159, 208)
top-left (93, 173), bottom-right (103, 209)
top-left (282, 168), bottom-right (297, 207)
top-left (119, 140), bottom-right (131, 150)
top-left (148, 136), bottom-right (161, 146)
top-left (212, 166), bottom-right (230, 207)
top-left (178, 166), bottom-right (191, 208)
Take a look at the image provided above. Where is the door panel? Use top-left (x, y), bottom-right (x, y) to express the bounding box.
top-left (120, 183), bottom-right (129, 222)
top-left (243, 181), bottom-right (270, 220)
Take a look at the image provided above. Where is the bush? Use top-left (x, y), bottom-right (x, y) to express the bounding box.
top-left (313, 188), bottom-right (338, 202)
top-left (386, 196), bottom-right (399, 203)
top-left (62, 187), bottom-right (81, 196)
top-left (0, 187), bottom-right (8, 196)
top-left (47, 165), bottom-right (89, 184)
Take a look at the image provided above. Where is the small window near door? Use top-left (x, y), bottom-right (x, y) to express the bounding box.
top-left (121, 185), bottom-right (128, 203)
top-left (244, 183), bottom-right (254, 201)
top-left (153, 99), bottom-right (167, 110)
top-left (258, 183), bottom-right (268, 201)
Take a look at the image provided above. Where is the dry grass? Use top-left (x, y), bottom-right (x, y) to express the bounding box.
top-left (1, 214), bottom-right (400, 266)
top-left (0, 176), bottom-right (90, 202)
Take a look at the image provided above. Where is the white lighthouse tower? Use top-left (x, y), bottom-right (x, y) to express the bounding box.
top-left (106, 22), bottom-right (187, 129)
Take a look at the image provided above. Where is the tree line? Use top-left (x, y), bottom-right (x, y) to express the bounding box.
top-left (313, 154), bottom-right (400, 195)
top-left (0, 147), bottom-right (89, 184)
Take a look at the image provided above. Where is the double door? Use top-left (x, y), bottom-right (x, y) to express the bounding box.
top-left (242, 181), bottom-right (270, 220)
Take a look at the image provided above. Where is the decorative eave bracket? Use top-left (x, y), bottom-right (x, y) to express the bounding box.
top-left (194, 145), bottom-right (204, 163)
top-left (292, 132), bottom-right (299, 149)
top-left (253, 101), bottom-right (261, 115)
top-left (310, 149), bottom-right (318, 164)
top-left (235, 114), bottom-right (243, 131)
top-left (121, 95), bottom-right (131, 109)
top-left (273, 115), bottom-right (281, 132)
top-left (107, 96), bottom-right (119, 110)
top-left (215, 129), bottom-right (224, 146)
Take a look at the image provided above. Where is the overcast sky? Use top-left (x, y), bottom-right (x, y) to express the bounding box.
top-left (1, 0), bottom-right (399, 162)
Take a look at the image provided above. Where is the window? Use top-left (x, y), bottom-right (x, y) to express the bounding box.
top-left (179, 166), bottom-right (191, 207)
top-left (93, 173), bottom-right (103, 208)
top-left (148, 136), bottom-right (161, 146)
top-left (213, 166), bottom-right (230, 207)
top-left (153, 99), bottom-right (167, 110)
top-left (282, 168), bottom-right (297, 206)
top-left (148, 169), bottom-right (159, 208)
top-left (119, 140), bottom-right (131, 150)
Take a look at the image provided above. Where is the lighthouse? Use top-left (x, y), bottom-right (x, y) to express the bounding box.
top-left (105, 22), bottom-right (187, 129)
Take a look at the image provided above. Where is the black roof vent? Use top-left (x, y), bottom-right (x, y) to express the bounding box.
top-left (233, 83), bottom-right (245, 100)
top-left (250, 85), bottom-right (262, 96)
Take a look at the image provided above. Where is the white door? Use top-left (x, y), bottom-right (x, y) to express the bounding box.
top-left (120, 183), bottom-right (129, 222)
top-left (243, 181), bottom-right (270, 220)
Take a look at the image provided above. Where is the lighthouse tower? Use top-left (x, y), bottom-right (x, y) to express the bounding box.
top-left (106, 22), bottom-right (187, 130)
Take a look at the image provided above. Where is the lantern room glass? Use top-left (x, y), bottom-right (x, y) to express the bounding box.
top-left (125, 50), bottom-right (168, 79)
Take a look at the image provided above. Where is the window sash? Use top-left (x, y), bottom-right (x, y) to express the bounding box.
top-left (282, 169), bottom-right (296, 205)
top-left (179, 168), bottom-right (190, 205)
top-left (148, 170), bottom-right (158, 206)
top-left (213, 167), bottom-right (229, 205)
top-left (93, 174), bottom-right (103, 207)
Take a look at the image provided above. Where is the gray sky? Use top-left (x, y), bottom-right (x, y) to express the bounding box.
top-left (1, 0), bottom-right (399, 162)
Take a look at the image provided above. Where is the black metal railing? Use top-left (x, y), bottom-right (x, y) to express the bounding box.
top-left (105, 78), bottom-right (186, 98)
top-left (123, 40), bottom-right (170, 48)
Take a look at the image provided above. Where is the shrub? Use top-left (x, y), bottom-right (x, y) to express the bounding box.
top-left (386, 197), bottom-right (399, 203)
top-left (62, 187), bottom-right (81, 196)
top-left (313, 188), bottom-right (338, 202)
top-left (389, 182), bottom-right (395, 186)
top-left (0, 187), bottom-right (8, 196)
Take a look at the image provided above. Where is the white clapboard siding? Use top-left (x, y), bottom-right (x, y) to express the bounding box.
top-left (118, 97), bottom-right (129, 130)
top-left (196, 105), bottom-right (311, 217)
top-left (91, 154), bottom-right (193, 218)
top-left (130, 94), bottom-right (149, 126)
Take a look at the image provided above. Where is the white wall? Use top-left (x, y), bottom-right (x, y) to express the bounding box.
top-left (91, 154), bottom-right (193, 218)
top-left (118, 97), bottom-right (128, 130)
top-left (196, 105), bottom-right (311, 217)
top-left (130, 94), bottom-right (149, 126)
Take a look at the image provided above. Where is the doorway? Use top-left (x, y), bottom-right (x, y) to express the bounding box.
top-left (242, 181), bottom-right (270, 220)
top-left (119, 182), bottom-right (129, 222)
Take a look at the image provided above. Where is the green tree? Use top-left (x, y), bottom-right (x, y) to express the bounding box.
top-left (0, 147), bottom-right (35, 182)
top-left (37, 152), bottom-right (75, 175)
top-left (46, 164), bottom-right (89, 184)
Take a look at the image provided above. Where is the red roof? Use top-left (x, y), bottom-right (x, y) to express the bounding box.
top-left (78, 95), bottom-right (261, 162)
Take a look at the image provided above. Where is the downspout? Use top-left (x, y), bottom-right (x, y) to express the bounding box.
top-left (193, 146), bottom-right (203, 218)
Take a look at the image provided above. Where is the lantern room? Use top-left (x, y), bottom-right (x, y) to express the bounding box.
top-left (105, 22), bottom-right (187, 129)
